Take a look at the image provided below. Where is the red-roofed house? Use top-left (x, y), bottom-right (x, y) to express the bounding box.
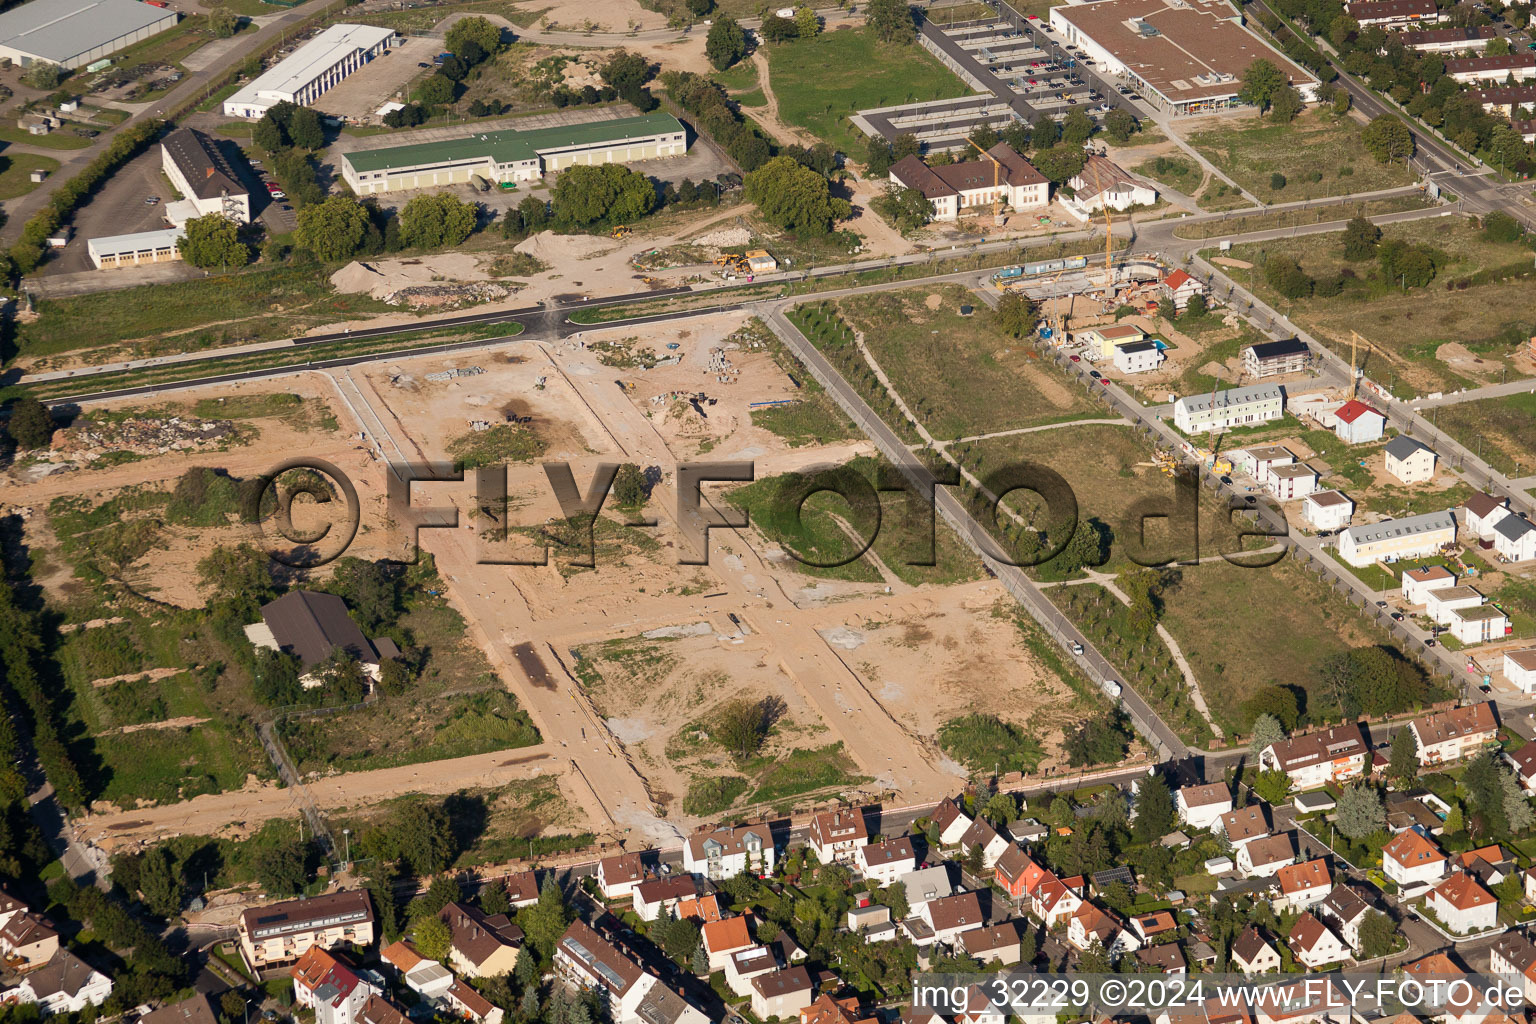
top-left (808, 809), bottom-right (868, 864)
top-left (1333, 400), bottom-right (1385, 444)
top-left (1274, 859), bottom-right (1332, 911)
top-left (1287, 913), bottom-right (1350, 968)
top-left (1160, 269), bottom-right (1204, 311)
top-left (1427, 873), bottom-right (1497, 935)
top-left (597, 855), bottom-right (645, 900)
top-left (1383, 830), bottom-right (1448, 889)
top-left (1067, 903), bottom-right (1140, 955)
top-left (1033, 875), bottom-right (1085, 928)
top-left (701, 917), bottom-right (754, 972)
top-left (292, 948), bottom-right (377, 1024)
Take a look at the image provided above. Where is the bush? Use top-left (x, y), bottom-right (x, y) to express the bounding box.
top-left (1269, 172), bottom-right (1287, 191)
top-left (937, 714), bottom-right (1044, 774)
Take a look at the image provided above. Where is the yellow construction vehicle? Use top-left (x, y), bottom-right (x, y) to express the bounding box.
top-left (611, 225), bottom-right (632, 239)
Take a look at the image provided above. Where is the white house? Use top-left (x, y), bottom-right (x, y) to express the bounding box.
top-left (1243, 339), bottom-right (1311, 379)
top-left (1384, 436), bottom-right (1437, 484)
top-left (1288, 913), bottom-right (1351, 969)
top-left (899, 866), bottom-right (954, 909)
top-left (1345, 0), bottom-right (1441, 29)
top-left (1219, 805), bottom-right (1272, 849)
top-left (1446, 52), bottom-right (1536, 83)
top-left (958, 818), bottom-right (1010, 869)
top-left (1333, 400), bottom-right (1385, 444)
top-left (930, 798), bottom-right (973, 846)
top-left (597, 854), bottom-right (646, 900)
top-left (1426, 872), bottom-right (1498, 935)
top-left (1173, 383), bottom-right (1284, 434)
top-left (683, 824), bottom-right (775, 880)
top-left (1257, 723), bottom-right (1369, 792)
top-left (1506, 743), bottom-right (1536, 794)
top-left (1268, 463), bottom-right (1318, 501)
top-left (161, 127), bottom-right (251, 225)
top-left (1337, 509), bottom-right (1456, 567)
top-left (700, 918), bottom-right (754, 973)
top-left (1504, 649), bottom-right (1536, 695)
top-left (554, 921), bottom-right (654, 1024)
top-left (1304, 490), bottom-right (1354, 532)
top-left (1382, 830), bottom-right (1448, 889)
top-left (1237, 445), bottom-right (1295, 482)
top-left (293, 948), bottom-right (378, 1024)
top-left (1237, 833), bottom-right (1294, 878)
top-left (1490, 931), bottom-right (1536, 1004)
top-left (1425, 585), bottom-right (1486, 625)
top-left (1448, 604), bottom-right (1509, 645)
top-left (380, 941), bottom-right (453, 1002)
top-left (857, 837), bottom-right (917, 886)
top-left (632, 877), bottom-right (697, 922)
top-left (10, 950), bottom-right (113, 1016)
top-left (1274, 859), bottom-right (1332, 912)
top-left (1062, 154), bottom-right (1157, 221)
top-left (1494, 515), bottom-right (1536, 563)
top-left (920, 892), bottom-right (986, 945)
top-left (1032, 876), bottom-right (1085, 929)
top-left (724, 946), bottom-right (779, 998)
top-left (1160, 269), bottom-right (1205, 312)
top-left (1316, 885), bottom-right (1371, 954)
top-left (1402, 565), bottom-right (1457, 605)
top-left (1232, 926), bottom-right (1281, 974)
top-left (889, 145), bottom-right (1049, 223)
top-left (1113, 340), bottom-right (1164, 374)
top-left (1463, 493), bottom-right (1511, 540)
top-left (1409, 703), bottom-right (1498, 766)
top-left (1067, 903), bottom-right (1140, 955)
top-left (807, 808), bottom-right (869, 864)
top-left (1176, 782), bottom-right (1232, 831)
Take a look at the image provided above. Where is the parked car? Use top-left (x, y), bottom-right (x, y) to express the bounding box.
top-left (144, 195), bottom-right (160, 205)
top-left (1089, 370), bottom-right (1102, 379)
top-left (269, 188), bottom-right (287, 200)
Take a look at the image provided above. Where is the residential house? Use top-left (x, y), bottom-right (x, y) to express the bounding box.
top-left (683, 825), bottom-right (775, 880)
top-left (1425, 585), bottom-right (1486, 625)
top-left (0, 912), bottom-right (59, 969)
top-left (1337, 509), bottom-right (1456, 567)
top-left (1288, 913), bottom-right (1350, 969)
top-left (1176, 782), bottom-right (1232, 831)
top-left (1382, 830), bottom-right (1448, 889)
top-left (1446, 52), bottom-right (1536, 82)
top-left (888, 145), bottom-right (1049, 222)
top-left (675, 894), bottom-right (724, 924)
top-left (1345, 0), bottom-right (1441, 29)
top-left (1452, 844), bottom-right (1510, 887)
top-left (1409, 703), bottom-right (1498, 766)
top-left (1007, 819), bottom-right (1049, 844)
top-left (1242, 338), bottom-right (1310, 379)
top-left (1237, 833), bottom-right (1295, 878)
top-left (502, 871), bottom-right (539, 909)
top-left (9, 950), bottom-right (112, 1016)
top-left (1448, 603), bottom-right (1509, 645)
top-left (293, 947), bottom-right (376, 1024)
top-left (808, 809), bottom-right (869, 864)
top-left (1403, 25), bottom-right (1497, 49)
top-left (438, 902), bottom-right (521, 979)
top-left (356, 996), bottom-right (412, 1024)
top-left (725, 946), bottom-right (780, 998)
top-left (856, 837), bottom-right (916, 886)
top-left (750, 967), bottom-right (815, 1021)
top-left (1033, 875), bottom-right (1086, 928)
top-left (959, 922), bottom-right (1020, 965)
top-left (799, 993), bottom-right (876, 1024)
top-left (1507, 741), bottom-right (1536, 793)
top-left (1062, 154), bottom-right (1157, 218)
top-left (1527, 866), bottom-right (1536, 907)
top-left (1402, 565), bottom-right (1457, 606)
top-left (1274, 859), bottom-right (1332, 912)
top-left (1130, 911), bottom-right (1178, 944)
top-left (1504, 649), bottom-right (1536, 696)
top-left (247, 590), bottom-right (396, 687)
top-left (237, 890), bottom-right (376, 972)
top-left (1160, 269), bottom-right (1205, 312)
top-left (552, 920), bottom-right (650, 1023)
top-left (1236, 445), bottom-right (1295, 482)
top-left (1219, 805), bottom-right (1272, 849)
top-left (1304, 490), bottom-right (1354, 533)
top-left (900, 866), bottom-right (955, 909)
top-left (1333, 400), bottom-right (1386, 444)
top-left (1490, 931), bottom-right (1536, 1003)
top-left (634, 979), bottom-right (709, 1024)
top-left (1315, 886), bottom-right (1371, 954)
top-left (958, 818), bottom-right (1010, 869)
top-left (846, 905), bottom-right (890, 935)
top-left (1384, 436), bottom-right (1437, 484)
top-left (1231, 926), bottom-right (1281, 974)
top-left (1257, 723), bottom-right (1370, 792)
top-left (141, 994), bottom-right (222, 1024)
top-left (1426, 872), bottom-right (1497, 935)
top-left (1067, 903), bottom-right (1140, 955)
top-left (1494, 515), bottom-right (1536, 563)
top-left (931, 798), bottom-right (973, 846)
top-left (701, 917), bottom-right (754, 973)
top-left (993, 845), bottom-right (1048, 902)
top-left (1463, 493), bottom-right (1511, 541)
top-left (633, 877), bottom-right (698, 923)
top-left (1079, 324), bottom-right (1146, 361)
top-left (446, 982), bottom-right (505, 1024)
top-left (1173, 383), bottom-right (1285, 434)
top-left (1113, 340), bottom-right (1164, 375)
top-left (921, 892), bottom-right (985, 945)
top-left (380, 941), bottom-right (452, 1001)
top-left (597, 854), bottom-right (646, 900)
top-left (1136, 944), bottom-right (1187, 974)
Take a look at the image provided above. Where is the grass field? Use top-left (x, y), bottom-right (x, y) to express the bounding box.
top-left (834, 284), bottom-right (1101, 440)
top-left (1172, 195), bottom-right (1434, 240)
top-left (0, 153), bottom-right (59, 199)
top-left (0, 128), bottom-right (91, 150)
top-left (741, 318), bottom-right (858, 447)
top-left (1131, 155), bottom-right (1201, 195)
top-left (1430, 393), bottom-right (1536, 478)
top-left (1186, 109), bottom-right (1416, 202)
top-left (765, 29), bottom-right (973, 154)
top-left (1216, 218), bottom-right (1536, 394)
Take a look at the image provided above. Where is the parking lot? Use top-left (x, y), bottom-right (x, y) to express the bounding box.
top-left (43, 146), bottom-right (174, 276)
top-left (309, 35), bottom-right (441, 123)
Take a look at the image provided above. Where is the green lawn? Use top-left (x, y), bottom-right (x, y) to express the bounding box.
top-left (0, 153), bottom-right (58, 199)
top-left (1431, 393), bottom-right (1536, 478)
top-left (0, 128), bottom-right (91, 149)
top-left (1186, 109), bottom-right (1416, 202)
top-left (765, 28), bottom-right (972, 154)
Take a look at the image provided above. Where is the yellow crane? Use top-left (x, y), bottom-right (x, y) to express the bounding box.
top-left (967, 137), bottom-right (1006, 226)
top-left (1086, 155), bottom-right (1114, 294)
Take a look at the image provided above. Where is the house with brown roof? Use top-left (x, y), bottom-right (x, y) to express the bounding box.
top-left (1403, 565), bottom-right (1458, 605)
top-left (501, 870), bottom-right (540, 909)
top-left (357, 995), bottom-right (412, 1024)
top-left (446, 980), bottom-right (505, 1024)
top-left (683, 824), bottom-right (775, 880)
top-left (1274, 859), bottom-right (1332, 912)
top-left (1257, 723), bottom-right (1369, 792)
top-left (1130, 911), bottom-right (1178, 943)
top-left (1464, 492), bottom-right (1512, 541)
top-left (11, 949), bottom-right (113, 1016)
top-left (930, 797), bottom-right (973, 846)
top-left (888, 144), bottom-right (1048, 222)
top-left (633, 876), bottom-right (698, 922)
top-left (1409, 703), bottom-right (1498, 766)
top-left (1315, 885), bottom-right (1371, 953)
top-left (1346, 0), bottom-right (1441, 29)
top-left (808, 808), bottom-right (869, 864)
top-left (247, 591), bottom-right (397, 689)
top-left (1219, 805), bottom-right (1272, 849)
top-left (1068, 903), bottom-right (1140, 955)
top-left (1452, 843), bottom-right (1510, 886)
top-left (993, 845), bottom-right (1047, 901)
top-left (958, 818), bottom-right (1010, 869)
top-left (751, 966), bottom-right (815, 1020)
top-left (141, 994), bottom-right (223, 1024)
top-left (1236, 833), bottom-right (1294, 878)
top-left (161, 126), bottom-right (251, 226)
top-left (1033, 875), bottom-right (1085, 928)
top-left (1062, 154), bottom-right (1157, 221)
top-left (1176, 782), bottom-right (1232, 831)
top-left (597, 854), bottom-right (646, 900)
top-left (701, 917), bottom-right (754, 972)
top-left (1287, 913), bottom-right (1350, 969)
top-left (920, 892), bottom-right (985, 945)
top-left (1136, 943), bottom-right (1186, 974)
top-left (1508, 742), bottom-right (1536, 794)
top-left (553, 920), bottom-right (650, 1022)
top-left (238, 890), bottom-right (375, 972)
top-left (856, 836), bottom-right (916, 886)
top-left (0, 911), bottom-right (59, 970)
top-left (799, 993), bottom-right (876, 1024)
top-left (1426, 872), bottom-right (1498, 935)
top-left (675, 893), bottom-right (724, 924)
top-left (725, 945), bottom-right (780, 998)
top-left (438, 902), bottom-right (522, 978)
top-left (1490, 931), bottom-right (1536, 1002)
top-left (959, 921), bottom-right (1020, 965)
top-left (1232, 926), bottom-right (1280, 974)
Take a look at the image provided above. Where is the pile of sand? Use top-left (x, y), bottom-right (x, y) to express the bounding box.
top-left (330, 254), bottom-right (491, 299)
top-left (692, 227), bottom-right (752, 248)
top-left (514, 230), bottom-right (614, 263)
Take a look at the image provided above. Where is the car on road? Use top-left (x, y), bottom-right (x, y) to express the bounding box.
top-left (1392, 612), bottom-right (1405, 621)
top-left (1070, 642), bottom-right (1084, 654)
top-left (419, 61), bottom-right (431, 67)
top-left (1425, 638), bottom-right (1436, 646)
top-left (269, 189), bottom-right (287, 200)
top-left (1375, 600), bottom-right (1387, 607)
top-left (1070, 354), bottom-right (1080, 361)
top-left (1089, 369), bottom-right (1101, 379)
top-left (1098, 377), bottom-right (1108, 385)
top-left (144, 195), bottom-right (160, 205)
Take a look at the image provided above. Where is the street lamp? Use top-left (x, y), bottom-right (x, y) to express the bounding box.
top-left (342, 828), bottom-right (351, 867)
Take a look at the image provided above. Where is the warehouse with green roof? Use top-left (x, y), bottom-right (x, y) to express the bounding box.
top-left (340, 112), bottom-right (688, 195)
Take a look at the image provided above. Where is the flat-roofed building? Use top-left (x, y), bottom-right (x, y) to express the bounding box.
top-left (1505, 649), bottom-right (1536, 695)
top-left (224, 24), bottom-right (400, 119)
top-left (238, 891), bottom-right (375, 972)
top-left (1173, 382), bottom-right (1284, 433)
top-left (1268, 462), bottom-right (1318, 501)
top-left (1449, 604), bottom-right (1509, 645)
top-left (1304, 490), bottom-right (1353, 532)
top-left (0, 0), bottom-right (177, 69)
top-left (1336, 509), bottom-right (1455, 567)
top-left (87, 228), bottom-right (184, 270)
top-left (342, 112), bottom-right (687, 195)
top-left (1049, 0), bottom-right (1318, 116)
top-left (1402, 25), bottom-right (1496, 50)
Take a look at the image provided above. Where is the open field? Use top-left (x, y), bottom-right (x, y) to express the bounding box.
top-left (1186, 109), bottom-right (1417, 201)
top-left (0, 153), bottom-right (59, 199)
top-left (1430, 393), bottom-right (1536, 478)
top-left (764, 28), bottom-right (974, 155)
top-left (1216, 217), bottom-right (1536, 394)
top-left (1172, 194), bottom-right (1434, 240)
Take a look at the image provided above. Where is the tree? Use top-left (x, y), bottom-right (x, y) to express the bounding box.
top-left (1061, 108), bottom-right (1095, 146)
top-left (177, 214), bottom-right (250, 270)
top-left (866, 0), bottom-right (915, 43)
top-left (295, 196), bottom-right (371, 262)
top-left (705, 17), bottom-right (746, 70)
top-left (1253, 768), bottom-right (1290, 806)
top-left (744, 156), bottom-right (850, 235)
top-left (447, 16), bottom-right (504, 57)
top-left (884, 880), bottom-right (909, 920)
top-left (20, 63), bottom-right (62, 90)
top-left (714, 698), bottom-right (778, 760)
top-left (1032, 117), bottom-right (1059, 149)
top-left (1505, 769), bottom-right (1535, 834)
top-left (1019, 923), bottom-right (1038, 965)
top-left (367, 800), bottom-right (457, 875)
top-left (1362, 115), bottom-right (1414, 164)
top-left (517, 873), bottom-right (572, 959)
top-left (1269, 86), bottom-right (1304, 123)
top-left (288, 106), bottom-right (324, 150)
top-left (1132, 774), bottom-right (1175, 844)
top-left (252, 116), bottom-right (286, 155)
top-left (519, 196), bottom-right (549, 233)
top-left (399, 193), bottom-right (478, 249)
top-left (1335, 782), bottom-right (1386, 839)
top-left (865, 137), bottom-right (895, 178)
top-left (761, 14), bottom-right (798, 41)
top-left (137, 847), bottom-right (184, 918)
top-left (1322, 646), bottom-right (1428, 718)
top-left (1487, 35), bottom-right (1512, 56)
top-left (795, 7), bottom-right (821, 37)
top-left (414, 915), bottom-right (452, 960)
top-left (1249, 712), bottom-right (1286, 755)
top-left (871, 185), bottom-right (931, 233)
top-left (1483, 211), bottom-right (1524, 243)
top-left (602, 50), bottom-right (655, 109)
top-left (1238, 59), bottom-right (1286, 111)
top-left (412, 874), bottom-right (464, 919)
top-left (1031, 144), bottom-right (1086, 184)
top-left (1064, 710), bottom-right (1133, 768)
top-left (207, 6), bottom-right (239, 37)
top-left (687, 0), bottom-right (714, 15)
top-left (196, 544), bottom-right (274, 609)
top-left (415, 74), bottom-right (456, 107)
top-left (1269, 172), bottom-right (1287, 191)
top-left (253, 842), bottom-right (307, 895)
top-left (6, 395), bottom-right (54, 450)
top-left (995, 290), bottom-right (1040, 339)
top-left (1183, 293), bottom-right (1208, 318)
top-left (1342, 215), bottom-right (1381, 261)
top-left (1387, 727), bottom-right (1418, 785)
top-left (982, 792), bottom-right (1017, 826)
top-left (612, 463), bottom-right (648, 507)
top-left (1359, 909), bottom-right (1396, 959)
top-left (1264, 254), bottom-right (1312, 300)
top-left (1103, 108), bottom-right (1137, 144)
top-left (552, 163), bottom-right (655, 227)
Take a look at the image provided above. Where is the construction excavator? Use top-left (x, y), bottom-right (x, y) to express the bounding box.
top-left (714, 252), bottom-right (753, 277)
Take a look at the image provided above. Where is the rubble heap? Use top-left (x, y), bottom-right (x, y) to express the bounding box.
top-left (50, 416), bottom-right (237, 464)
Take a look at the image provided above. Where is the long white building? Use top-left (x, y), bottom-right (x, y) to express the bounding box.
top-left (1172, 383), bottom-right (1285, 433)
top-left (1336, 509), bottom-right (1456, 567)
top-left (224, 24), bottom-right (399, 119)
top-left (0, 0), bottom-right (177, 69)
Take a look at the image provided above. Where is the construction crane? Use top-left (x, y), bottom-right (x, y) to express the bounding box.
top-left (967, 137), bottom-right (1007, 226)
top-left (1086, 155), bottom-right (1114, 295)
